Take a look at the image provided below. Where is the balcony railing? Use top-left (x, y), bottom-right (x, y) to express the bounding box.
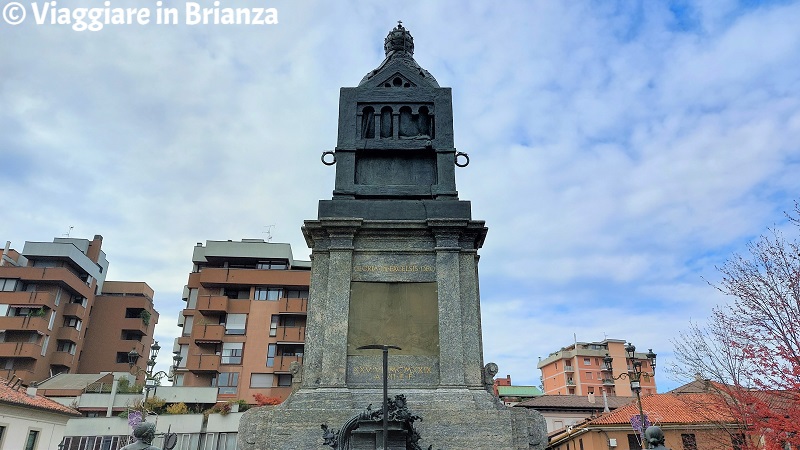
top-left (564, 365), bottom-right (574, 372)
top-left (0, 267), bottom-right (93, 299)
top-left (196, 295), bottom-right (228, 314)
top-left (0, 342), bottom-right (42, 358)
top-left (193, 324), bottom-right (224, 343)
top-left (50, 351), bottom-right (76, 367)
top-left (62, 302), bottom-right (87, 320)
top-left (120, 317), bottom-right (148, 334)
top-left (184, 353), bottom-right (221, 373)
top-left (0, 291), bottom-right (57, 310)
top-left (273, 355), bottom-right (303, 372)
top-left (57, 327), bottom-right (81, 342)
top-left (0, 316), bottom-right (49, 332)
top-left (566, 380), bottom-right (575, 386)
top-left (275, 326), bottom-right (305, 342)
top-left (602, 378), bottom-right (615, 385)
top-left (278, 297), bottom-right (308, 314)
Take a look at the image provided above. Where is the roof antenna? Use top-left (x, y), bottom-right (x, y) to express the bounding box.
top-left (262, 225), bottom-right (275, 243)
top-left (63, 226), bottom-right (74, 237)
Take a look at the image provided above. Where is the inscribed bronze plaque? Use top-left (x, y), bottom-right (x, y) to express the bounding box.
top-left (347, 282), bottom-right (439, 356)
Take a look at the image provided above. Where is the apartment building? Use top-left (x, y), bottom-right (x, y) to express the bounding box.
top-left (78, 281), bottom-right (159, 382)
top-left (0, 236), bottom-right (158, 385)
top-left (172, 239), bottom-right (311, 404)
top-left (537, 339), bottom-right (656, 397)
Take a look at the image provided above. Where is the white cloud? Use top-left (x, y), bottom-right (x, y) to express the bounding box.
top-left (2, 0), bottom-right (799, 392)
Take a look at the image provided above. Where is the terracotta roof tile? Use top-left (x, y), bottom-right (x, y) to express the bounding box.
top-left (517, 395), bottom-right (636, 410)
top-left (590, 393), bottom-right (735, 425)
top-left (0, 382), bottom-right (81, 416)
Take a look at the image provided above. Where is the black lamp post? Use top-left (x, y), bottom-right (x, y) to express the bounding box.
top-left (603, 343), bottom-right (656, 448)
top-left (127, 341), bottom-right (182, 399)
top-left (357, 344), bottom-right (401, 450)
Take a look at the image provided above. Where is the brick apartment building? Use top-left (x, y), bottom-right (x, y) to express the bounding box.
top-left (172, 239), bottom-right (310, 404)
top-left (0, 235), bottom-right (158, 386)
top-left (537, 339), bottom-right (656, 397)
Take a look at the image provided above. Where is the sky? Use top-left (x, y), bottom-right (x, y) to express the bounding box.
top-left (2, 0), bottom-right (800, 393)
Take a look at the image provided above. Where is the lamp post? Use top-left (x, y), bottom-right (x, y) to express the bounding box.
top-left (603, 343), bottom-right (657, 449)
top-left (127, 341), bottom-right (182, 400)
top-left (357, 344), bottom-right (401, 450)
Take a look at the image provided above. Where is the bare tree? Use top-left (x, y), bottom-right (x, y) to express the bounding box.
top-left (671, 201), bottom-right (800, 450)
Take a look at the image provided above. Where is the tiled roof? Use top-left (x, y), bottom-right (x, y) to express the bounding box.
top-left (0, 382), bottom-right (81, 416)
top-left (590, 393), bottom-right (735, 425)
top-left (516, 394), bottom-right (635, 410)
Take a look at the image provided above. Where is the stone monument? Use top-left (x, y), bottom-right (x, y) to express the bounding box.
top-left (238, 23), bottom-right (546, 450)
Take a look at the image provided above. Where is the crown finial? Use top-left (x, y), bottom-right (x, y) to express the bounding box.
top-left (384, 21), bottom-right (414, 57)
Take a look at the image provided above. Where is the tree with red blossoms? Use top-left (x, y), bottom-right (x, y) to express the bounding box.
top-left (672, 201), bottom-right (800, 450)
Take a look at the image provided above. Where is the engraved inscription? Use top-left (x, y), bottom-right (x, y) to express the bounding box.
top-left (353, 264), bottom-right (434, 273)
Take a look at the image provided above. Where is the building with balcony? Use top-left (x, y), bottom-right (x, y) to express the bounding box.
top-left (172, 239), bottom-right (310, 404)
top-left (0, 236), bottom-right (158, 386)
top-left (537, 339), bottom-right (656, 397)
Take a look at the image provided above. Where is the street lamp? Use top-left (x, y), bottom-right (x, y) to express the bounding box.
top-left (127, 341), bottom-right (182, 399)
top-left (357, 344), bottom-right (401, 450)
top-left (603, 343), bottom-right (657, 449)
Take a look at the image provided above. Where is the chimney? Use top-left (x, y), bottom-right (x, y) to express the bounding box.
top-left (26, 385), bottom-right (38, 397)
top-left (588, 393), bottom-right (596, 404)
top-left (87, 235), bottom-right (103, 263)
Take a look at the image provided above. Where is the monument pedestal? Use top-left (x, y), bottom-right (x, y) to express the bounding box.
top-left (239, 388), bottom-right (545, 449)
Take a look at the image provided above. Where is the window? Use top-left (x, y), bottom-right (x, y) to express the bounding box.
top-left (177, 345), bottom-right (188, 368)
top-left (285, 288), bottom-right (309, 298)
top-left (277, 374), bottom-right (292, 386)
top-left (215, 372), bottom-right (239, 395)
top-left (173, 374), bottom-right (184, 387)
top-left (121, 330), bottom-right (143, 341)
top-left (64, 317), bottom-right (82, 330)
top-left (0, 425), bottom-right (5, 448)
top-left (224, 314), bottom-right (247, 335)
top-left (187, 288), bottom-right (198, 309)
top-left (221, 343), bottom-right (243, 364)
top-left (125, 308), bottom-right (144, 318)
top-left (254, 288), bottom-right (281, 301)
top-left (40, 336), bottom-right (49, 356)
top-left (223, 288), bottom-right (249, 299)
top-left (24, 429), bottom-right (39, 450)
top-left (48, 310), bottom-right (56, 330)
top-left (183, 315), bottom-right (194, 336)
top-left (587, 387), bottom-right (594, 394)
top-left (583, 357), bottom-right (591, 366)
top-left (681, 433), bottom-right (697, 450)
top-left (281, 345), bottom-right (304, 357)
top-left (256, 260), bottom-right (288, 270)
top-left (116, 352), bottom-right (129, 364)
top-left (250, 373), bottom-right (274, 388)
top-left (0, 278), bottom-right (18, 291)
top-left (627, 434), bottom-right (642, 450)
top-left (269, 316), bottom-right (278, 337)
top-left (586, 372), bottom-right (592, 379)
top-left (56, 340), bottom-right (76, 354)
top-left (267, 344), bottom-right (276, 367)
